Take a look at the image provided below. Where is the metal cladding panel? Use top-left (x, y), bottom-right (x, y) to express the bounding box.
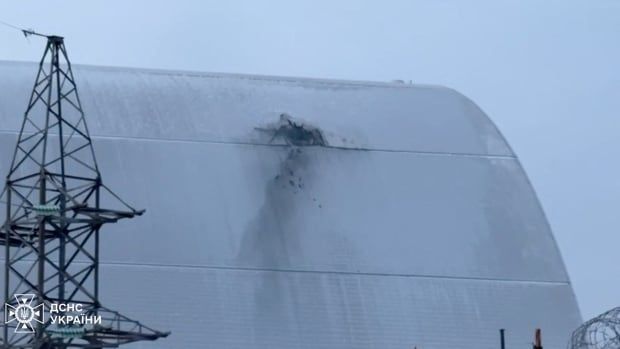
top-left (92, 265), bottom-right (579, 349)
top-left (0, 264), bottom-right (580, 349)
top-left (0, 263), bottom-right (579, 349)
top-left (0, 61), bottom-right (511, 156)
top-left (0, 136), bottom-right (566, 282)
top-left (105, 140), bottom-right (566, 282)
top-left (0, 62), bottom-right (580, 348)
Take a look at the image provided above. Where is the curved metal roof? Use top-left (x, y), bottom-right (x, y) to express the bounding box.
top-left (0, 61), bottom-right (511, 156)
top-left (0, 61), bottom-right (580, 348)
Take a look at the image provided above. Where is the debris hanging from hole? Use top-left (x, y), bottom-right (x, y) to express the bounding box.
top-left (256, 113), bottom-right (328, 147)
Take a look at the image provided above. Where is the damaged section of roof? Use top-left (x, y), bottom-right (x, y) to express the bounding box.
top-left (256, 113), bottom-right (328, 147)
top-left (0, 61), bottom-right (513, 157)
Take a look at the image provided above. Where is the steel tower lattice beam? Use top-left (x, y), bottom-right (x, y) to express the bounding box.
top-left (0, 35), bottom-right (168, 349)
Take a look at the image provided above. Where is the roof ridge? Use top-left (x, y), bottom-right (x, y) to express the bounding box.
top-left (0, 59), bottom-right (448, 90)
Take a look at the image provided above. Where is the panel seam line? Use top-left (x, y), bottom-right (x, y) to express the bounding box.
top-left (0, 130), bottom-right (516, 159)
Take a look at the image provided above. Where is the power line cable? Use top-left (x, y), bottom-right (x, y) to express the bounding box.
top-left (0, 18), bottom-right (47, 38)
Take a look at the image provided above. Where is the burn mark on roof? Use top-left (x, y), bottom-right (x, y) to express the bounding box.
top-left (256, 113), bottom-right (328, 147)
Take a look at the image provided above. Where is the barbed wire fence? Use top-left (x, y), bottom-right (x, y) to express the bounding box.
top-left (569, 307), bottom-right (620, 349)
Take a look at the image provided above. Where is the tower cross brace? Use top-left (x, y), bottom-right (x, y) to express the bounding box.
top-left (0, 35), bottom-right (168, 348)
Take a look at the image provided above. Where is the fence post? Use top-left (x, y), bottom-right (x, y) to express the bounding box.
top-left (533, 328), bottom-right (543, 349)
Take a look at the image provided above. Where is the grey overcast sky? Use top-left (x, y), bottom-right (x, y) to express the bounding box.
top-left (1, 0), bottom-right (618, 320)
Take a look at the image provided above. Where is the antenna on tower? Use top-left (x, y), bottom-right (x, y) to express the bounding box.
top-left (0, 34), bottom-right (169, 348)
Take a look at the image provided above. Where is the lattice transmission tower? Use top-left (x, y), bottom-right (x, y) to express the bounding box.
top-left (0, 35), bottom-right (169, 348)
